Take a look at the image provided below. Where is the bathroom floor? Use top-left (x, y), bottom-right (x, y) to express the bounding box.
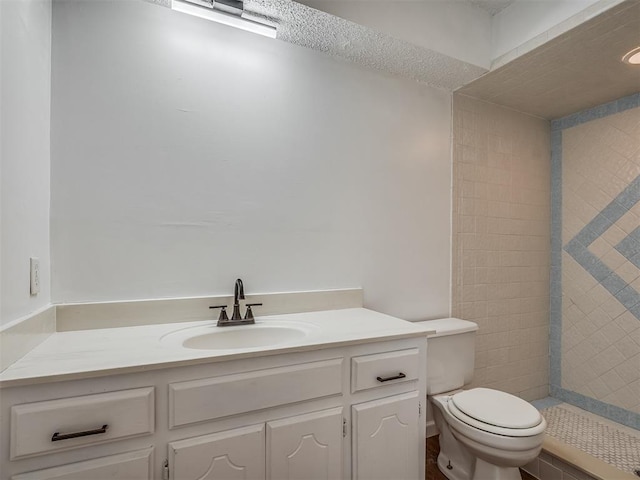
top-left (425, 435), bottom-right (537, 480)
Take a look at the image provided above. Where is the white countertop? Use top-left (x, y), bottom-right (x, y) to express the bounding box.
top-left (0, 308), bottom-right (433, 387)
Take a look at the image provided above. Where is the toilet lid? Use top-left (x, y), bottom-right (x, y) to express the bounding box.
top-left (450, 388), bottom-right (542, 429)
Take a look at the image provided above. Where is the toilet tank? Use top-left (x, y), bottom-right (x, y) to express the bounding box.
top-left (416, 318), bottom-right (478, 395)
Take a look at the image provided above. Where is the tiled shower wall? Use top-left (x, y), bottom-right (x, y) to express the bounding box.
top-left (551, 94), bottom-right (640, 429)
top-left (452, 94), bottom-right (551, 401)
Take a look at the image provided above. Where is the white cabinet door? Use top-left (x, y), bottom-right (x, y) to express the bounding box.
top-left (352, 391), bottom-right (420, 480)
top-left (266, 407), bottom-right (343, 480)
top-left (12, 448), bottom-right (153, 480)
top-left (169, 424), bottom-right (265, 480)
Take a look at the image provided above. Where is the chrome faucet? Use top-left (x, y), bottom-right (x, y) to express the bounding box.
top-left (209, 278), bottom-right (261, 327)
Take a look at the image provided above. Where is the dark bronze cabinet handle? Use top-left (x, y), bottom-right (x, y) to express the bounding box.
top-left (376, 373), bottom-right (406, 383)
top-left (51, 424), bottom-right (108, 442)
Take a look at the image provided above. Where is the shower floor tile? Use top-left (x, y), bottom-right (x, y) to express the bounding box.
top-left (541, 403), bottom-right (640, 476)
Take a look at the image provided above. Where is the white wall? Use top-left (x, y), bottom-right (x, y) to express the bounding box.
top-left (492, 0), bottom-right (608, 59)
top-left (298, 0), bottom-right (492, 69)
top-left (0, 0), bottom-right (52, 327)
top-left (50, 0), bottom-right (452, 321)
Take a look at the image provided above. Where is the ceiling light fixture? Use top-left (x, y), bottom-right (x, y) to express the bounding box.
top-left (172, 0), bottom-right (277, 39)
top-left (622, 46), bottom-right (640, 65)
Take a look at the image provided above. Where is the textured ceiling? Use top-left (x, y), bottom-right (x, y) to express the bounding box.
top-left (150, 0), bottom-right (487, 90)
top-left (468, 0), bottom-right (516, 16)
top-left (457, 0), bottom-right (640, 119)
top-left (251, 0), bottom-right (488, 89)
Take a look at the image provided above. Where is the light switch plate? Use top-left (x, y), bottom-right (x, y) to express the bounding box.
top-left (30, 257), bottom-right (40, 295)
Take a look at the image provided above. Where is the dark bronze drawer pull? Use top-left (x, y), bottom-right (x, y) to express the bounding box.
top-left (51, 424), bottom-right (109, 442)
top-left (376, 372), bottom-right (406, 383)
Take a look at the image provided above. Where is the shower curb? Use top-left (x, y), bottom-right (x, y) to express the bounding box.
top-left (523, 435), bottom-right (637, 480)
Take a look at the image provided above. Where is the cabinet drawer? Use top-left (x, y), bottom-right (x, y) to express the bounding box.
top-left (169, 358), bottom-right (343, 428)
top-left (12, 447), bottom-right (154, 480)
top-left (10, 387), bottom-right (154, 460)
top-left (351, 349), bottom-right (419, 393)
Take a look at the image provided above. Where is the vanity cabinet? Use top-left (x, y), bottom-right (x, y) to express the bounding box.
top-left (0, 338), bottom-right (426, 480)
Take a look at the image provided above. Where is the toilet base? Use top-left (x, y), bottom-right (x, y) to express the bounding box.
top-left (432, 396), bottom-right (474, 480)
top-left (472, 458), bottom-right (522, 480)
top-left (436, 450), bottom-right (471, 480)
top-left (436, 446), bottom-right (524, 480)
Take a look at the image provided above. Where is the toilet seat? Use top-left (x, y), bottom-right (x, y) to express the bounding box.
top-left (448, 388), bottom-right (545, 437)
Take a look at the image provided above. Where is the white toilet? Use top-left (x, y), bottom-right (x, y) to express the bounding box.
top-left (418, 318), bottom-right (546, 480)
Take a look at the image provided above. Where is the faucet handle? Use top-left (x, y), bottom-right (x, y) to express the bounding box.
top-left (209, 305), bottom-right (229, 322)
top-left (244, 303), bottom-right (262, 321)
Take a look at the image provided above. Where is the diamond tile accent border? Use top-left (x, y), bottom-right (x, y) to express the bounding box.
top-left (551, 93), bottom-right (640, 132)
top-left (564, 175), bottom-right (640, 320)
top-left (550, 93), bottom-right (640, 430)
top-left (616, 227), bottom-right (640, 269)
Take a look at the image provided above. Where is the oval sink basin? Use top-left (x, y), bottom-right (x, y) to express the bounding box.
top-left (184, 326), bottom-right (307, 350)
top-left (161, 321), bottom-right (318, 351)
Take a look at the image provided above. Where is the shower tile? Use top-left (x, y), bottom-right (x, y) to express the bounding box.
top-left (615, 261), bottom-right (640, 284)
top-left (617, 93), bottom-right (640, 112)
top-left (556, 102), bottom-right (640, 425)
top-left (628, 252), bottom-right (640, 270)
top-left (600, 199), bottom-right (630, 223)
top-left (452, 94), bottom-right (550, 399)
top-left (600, 273), bottom-right (627, 295)
top-left (541, 403), bottom-right (640, 475)
top-left (616, 285), bottom-right (640, 309)
top-left (601, 249), bottom-right (627, 270)
top-left (532, 396), bottom-right (563, 410)
top-left (540, 458), bottom-right (563, 480)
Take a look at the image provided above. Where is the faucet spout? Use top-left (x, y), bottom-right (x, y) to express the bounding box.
top-left (232, 278), bottom-right (245, 320)
top-left (234, 278), bottom-right (245, 305)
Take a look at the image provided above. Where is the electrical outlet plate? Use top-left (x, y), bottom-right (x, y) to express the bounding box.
top-left (30, 257), bottom-right (40, 295)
